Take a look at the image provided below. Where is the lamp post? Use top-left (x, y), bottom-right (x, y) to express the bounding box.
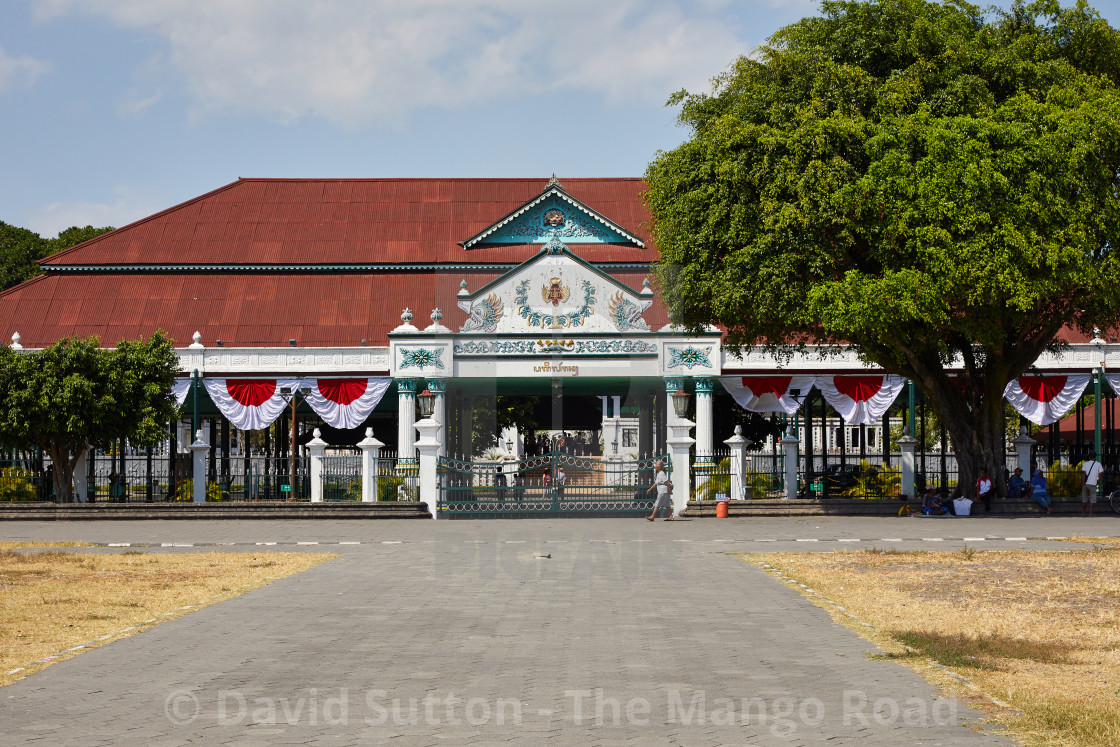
top-left (414, 388), bottom-right (441, 519)
top-left (666, 386), bottom-right (696, 517)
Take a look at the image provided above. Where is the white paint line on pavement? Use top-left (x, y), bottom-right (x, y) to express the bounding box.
top-left (963, 537), bottom-right (986, 541)
top-left (297, 542), bottom-right (319, 545)
top-left (881, 538), bottom-right (903, 542)
top-left (381, 541), bottom-right (402, 544)
top-left (161, 543), bottom-right (174, 547)
top-left (108, 543), bottom-right (130, 547)
top-left (505, 540), bottom-right (526, 544)
top-left (837, 538), bottom-right (860, 542)
top-left (795, 538), bottom-right (819, 542)
top-left (712, 539), bottom-right (732, 542)
top-left (1005, 537), bottom-right (1028, 541)
top-left (922, 538), bottom-right (944, 542)
top-left (338, 541), bottom-right (360, 545)
top-left (256, 542), bottom-right (277, 546)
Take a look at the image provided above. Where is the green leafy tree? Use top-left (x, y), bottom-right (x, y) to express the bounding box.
top-left (0, 222), bottom-right (113, 291)
top-left (0, 333), bottom-right (180, 502)
top-left (645, 0), bottom-right (1120, 496)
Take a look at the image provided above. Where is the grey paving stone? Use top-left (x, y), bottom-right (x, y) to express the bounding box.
top-left (0, 517), bottom-right (1091, 744)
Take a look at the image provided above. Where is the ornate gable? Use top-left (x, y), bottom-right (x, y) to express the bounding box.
top-left (457, 237), bottom-right (652, 334)
top-left (461, 177), bottom-right (644, 249)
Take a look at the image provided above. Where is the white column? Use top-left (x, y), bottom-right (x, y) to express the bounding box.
top-left (899, 428), bottom-right (918, 499)
top-left (358, 428), bottom-right (384, 503)
top-left (781, 429), bottom-right (800, 501)
top-left (73, 449), bottom-right (88, 503)
top-left (693, 377), bottom-right (715, 494)
top-left (396, 378), bottom-right (420, 469)
top-left (667, 419), bottom-right (696, 517)
top-left (1013, 425), bottom-right (1036, 475)
top-left (189, 430), bottom-right (208, 504)
top-left (308, 428), bottom-right (328, 503)
top-left (694, 377), bottom-right (714, 456)
top-left (415, 417), bottom-right (441, 519)
top-left (428, 378), bottom-right (447, 457)
top-left (724, 425), bottom-right (749, 500)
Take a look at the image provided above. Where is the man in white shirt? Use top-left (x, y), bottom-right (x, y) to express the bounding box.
top-left (1082, 450), bottom-right (1104, 517)
top-left (646, 460), bottom-right (674, 521)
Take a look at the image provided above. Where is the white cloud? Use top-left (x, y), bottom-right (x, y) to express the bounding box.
top-left (32, 0), bottom-right (749, 127)
top-left (0, 44), bottom-right (50, 94)
top-left (26, 186), bottom-right (164, 237)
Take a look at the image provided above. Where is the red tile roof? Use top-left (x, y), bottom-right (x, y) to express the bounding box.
top-left (0, 270), bottom-right (668, 349)
top-left (42, 178), bottom-right (656, 267)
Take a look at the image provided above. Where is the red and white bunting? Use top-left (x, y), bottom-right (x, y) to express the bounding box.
top-left (1004, 374), bottom-right (1091, 426)
top-left (203, 379), bottom-right (302, 431)
top-left (815, 375), bottom-right (905, 425)
top-left (721, 375), bottom-right (814, 414)
top-left (304, 378), bottom-right (391, 429)
top-left (171, 379), bottom-right (192, 408)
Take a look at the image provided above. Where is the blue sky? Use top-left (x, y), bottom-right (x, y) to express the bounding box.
top-left (2, 0), bottom-right (1119, 237)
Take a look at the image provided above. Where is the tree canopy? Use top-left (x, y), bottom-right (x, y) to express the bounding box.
top-left (0, 222), bottom-right (113, 291)
top-left (645, 0), bottom-right (1120, 492)
top-left (0, 334), bottom-right (180, 502)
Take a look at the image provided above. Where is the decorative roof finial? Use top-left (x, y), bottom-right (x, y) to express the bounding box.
top-left (401, 308), bottom-right (413, 323)
top-left (192, 331), bottom-right (201, 344)
top-left (458, 279), bottom-right (470, 297)
top-left (430, 308), bottom-right (443, 324)
top-left (548, 173), bottom-right (562, 189)
top-left (10, 332), bottom-right (22, 351)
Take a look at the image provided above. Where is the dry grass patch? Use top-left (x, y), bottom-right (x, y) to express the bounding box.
top-left (0, 541), bottom-right (92, 550)
top-left (1, 549), bottom-right (335, 686)
top-left (744, 548), bottom-right (1120, 747)
top-left (1057, 536), bottom-right (1120, 548)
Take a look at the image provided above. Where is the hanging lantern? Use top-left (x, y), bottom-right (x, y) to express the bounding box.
top-left (417, 389), bottom-right (435, 418)
top-left (671, 388), bottom-right (690, 419)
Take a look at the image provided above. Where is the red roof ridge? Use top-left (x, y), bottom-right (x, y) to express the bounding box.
top-left (227, 176), bottom-right (645, 183)
top-left (40, 179), bottom-right (247, 266)
top-left (0, 272), bottom-right (49, 300)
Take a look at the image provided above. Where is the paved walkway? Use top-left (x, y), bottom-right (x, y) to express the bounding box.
top-left (5, 516), bottom-right (1114, 745)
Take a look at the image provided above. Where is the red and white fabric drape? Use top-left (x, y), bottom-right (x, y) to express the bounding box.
top-left (303, 378), bottom-right (390, 429)
top-left (203, 379), bottom-right (302, 431)
top-left (720, 375), bottom-right (814, 414)
top-left (1004, 374), bottom-right (1091, 426)
top-left (171, 379), bottom-right (192, 408)
top-left (815, 375), bottom-right (906, 425)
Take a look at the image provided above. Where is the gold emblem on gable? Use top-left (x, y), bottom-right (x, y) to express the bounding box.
top-left (541, 278), bottom-right (570, 306)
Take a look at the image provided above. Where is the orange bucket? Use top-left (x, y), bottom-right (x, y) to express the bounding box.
top-left (716, 501), bottom-right (729, 519)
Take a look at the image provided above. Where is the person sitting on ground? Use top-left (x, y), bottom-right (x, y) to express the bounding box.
top-left (1030, 468), bottom-right (1053, 515)
top-left (921, 485), bottom-right (947, 516)
top-left (1007, 467), bottom-right (1029, 500)
top-left (952, 492), bottom-right (974, 516)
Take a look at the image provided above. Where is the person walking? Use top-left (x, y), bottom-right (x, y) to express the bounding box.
top-left (646, 459), bottom-right (674, 521)
top-left (1081, 450), bottom-right (1103, 517)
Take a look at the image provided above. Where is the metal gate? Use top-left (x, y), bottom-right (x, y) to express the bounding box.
top-left (438, 451), bottom-right (669, 518)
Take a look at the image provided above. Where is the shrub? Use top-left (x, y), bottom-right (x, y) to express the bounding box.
top-left (378, 475), bottom-right (418, 501)
top-left (0, 467), bottom-right (40, 502)
top-left (173, 479), bottom-right (224, 502)
top-left (1045, 460), bottom-right (1083, 498)
top-left (841, 460), bottom-right (901, 499)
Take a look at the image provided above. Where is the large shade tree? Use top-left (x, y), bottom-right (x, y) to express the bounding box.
top-left (0, 222), bottom-right (113, 291)
top-left (645, 0), bottom-right (1120, 495)
top-left (0, 334), bottom-right (180, 502)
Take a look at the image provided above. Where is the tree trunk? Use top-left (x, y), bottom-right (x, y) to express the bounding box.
top-left (46, 444), bottom-right (84, 504)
